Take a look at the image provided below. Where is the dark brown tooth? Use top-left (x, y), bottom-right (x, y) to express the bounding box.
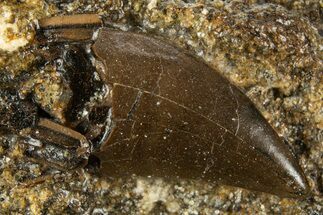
top-left (91, 29), bottom-right (309, 198)
top-left (22, 119), bottom-right (89, 170)
top-left (38, 14), bottom-right (102, 29)
top-left (41, 28), bottom-right (96, 43)
top-left (29, 14), bottom-right (309, 198)
top-left (30, 118), bottom-right (88, 149)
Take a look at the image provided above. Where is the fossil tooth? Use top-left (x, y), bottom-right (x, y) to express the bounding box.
top-left (91, 29), bottom-right (309, 198)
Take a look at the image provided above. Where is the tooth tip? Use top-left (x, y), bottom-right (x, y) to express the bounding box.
top-left (278, 156), bottom-right (310, 198)
top-left (292, 172), bottom-right (311, 198)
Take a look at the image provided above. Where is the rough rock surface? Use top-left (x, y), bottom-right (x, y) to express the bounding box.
top-left (0, 0), bottom-right (322, 214)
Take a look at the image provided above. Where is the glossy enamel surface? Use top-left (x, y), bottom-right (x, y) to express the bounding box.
top-left (90, 29), bottom-right (309, 198)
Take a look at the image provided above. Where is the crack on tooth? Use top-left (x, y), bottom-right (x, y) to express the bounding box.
top-left (229, 85), bottom-right (240, 136)
top-left (152, 56), bottom-right (164, 95)
top-left (127, 91), bottom-right (143, 120)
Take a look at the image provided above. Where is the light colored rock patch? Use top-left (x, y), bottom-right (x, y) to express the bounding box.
top-left (134, 178), bottom-right (180, 214)
top-left (0, 6), bottom-right (29, 52)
